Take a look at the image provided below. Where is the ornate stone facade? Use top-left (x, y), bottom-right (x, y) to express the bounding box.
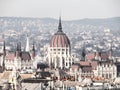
top-left (46, 17), bottom-right (74, 69)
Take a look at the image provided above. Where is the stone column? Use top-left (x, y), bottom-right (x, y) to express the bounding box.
top-left (64, 57), bottom-right (67, 69)
top-left (54, 59), bottom-right (56, 69)
top-left (61, 57), bottom-right (63, 69)
top-left (48, 56), bottom-right (51, 66)
top-left (67, 60), bottom-right (70, 68)
top-left (71, 58), bottom-right (73, 66)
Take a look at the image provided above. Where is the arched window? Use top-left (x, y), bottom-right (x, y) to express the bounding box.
top-left (56, 56), bottom-right (60, 68)
top-left (62, 57), bottom-right (65, 65)
top-left (66, 63), bottom-right (68, 66)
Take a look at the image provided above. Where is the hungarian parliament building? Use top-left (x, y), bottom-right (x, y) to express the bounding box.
top-left (0, 17), bottom-right (120, 80)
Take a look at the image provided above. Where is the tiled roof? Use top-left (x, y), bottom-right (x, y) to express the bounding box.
top-left (5, 51), bottom-right (31, 61)
top-left (0, 71), bottom-right (11, 79)
top-left (81, 66), bottom-right (92, 72)
top-left (6, 52), bottom-right (15, 60)
top-left (50, 32), bottom-right (70, 47)
top-left (71, 64), bottom-right (79, 70)
top-left (86, 53), bottom-right (95, 60)
top-left (79, 61), bottom-right (90, 66)
top-left (20, 74), bottom-right (32, 79)
top-left (90, 61), bottom-right (98, 69)
top-left (100, 52), bottom-right (108, 60)
top-left (21, 52), bottom-right (31, 61)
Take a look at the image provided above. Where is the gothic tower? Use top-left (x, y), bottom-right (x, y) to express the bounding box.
top-left (26, 35), bottom-right (30, 52)
top-left (32, 43), bottom-right (35, 59)
top-left (2, 41), bottom-right (6, 71)
top-left (109, 42), bottom-right (113, 60)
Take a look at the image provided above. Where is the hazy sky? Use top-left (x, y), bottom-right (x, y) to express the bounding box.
top-left (0, 0), bottom-right (120, 20)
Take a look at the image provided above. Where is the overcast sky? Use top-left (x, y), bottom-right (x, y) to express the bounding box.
top-left (0, 0), bottom-right (120, 20)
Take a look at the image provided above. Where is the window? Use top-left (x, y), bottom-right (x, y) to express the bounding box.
top-left (109, 74), bottom-right (112, 78)
top-left (102, 74), bottom-right (104, 77)
top-left (62, 49), bottom-right (65, 51)
top-left (66, 63), bottom-right (68, 66)
top-left (106, 74), bottom-right (108, 79)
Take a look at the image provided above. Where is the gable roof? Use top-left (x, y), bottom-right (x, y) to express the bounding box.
top-left (100, 52), bottom-right (108, 60)
top-left (6, 52), bottom-right (15, 60)
top-left (86, 53), bottom-right (95, 60)
top-left (5, 51), bottom-right (31, 61)
top-left (79, 61), bottom-right (90, 66)
top-left (21, 52), bottom-right (31, 61)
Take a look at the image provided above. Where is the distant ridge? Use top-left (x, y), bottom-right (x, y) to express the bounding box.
top-left (0, 16), bottom-right (120, 21)
top-left (0, 17), bottom-right (120, 32)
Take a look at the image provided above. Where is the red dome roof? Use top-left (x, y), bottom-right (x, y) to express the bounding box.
top-left (50, 32), bottom-right (70, 47)
top-left (50, 17), bottom-right (70, 47)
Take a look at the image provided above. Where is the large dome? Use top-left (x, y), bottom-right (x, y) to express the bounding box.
top-left (50, 17), bottom-right (70, 47)
top-left (50, 31), bottom-right (70, 47)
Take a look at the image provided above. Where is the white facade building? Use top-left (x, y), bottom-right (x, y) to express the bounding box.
top-left (95, 61), bottom-right (117, 79)
top-left (46, 17), bottom-right (74, 69)
top-left (0, 38), bottom-right (36, 70)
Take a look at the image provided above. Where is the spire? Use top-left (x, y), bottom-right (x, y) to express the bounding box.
top-left (110, 41), bottom-right (112, 52)
top-left (16, 43), bottom-right (19, 51)
top-left (32, 43), bottom-right (35, 59)
top-left (16, 42), bottom-right (21, 51)
top-left (19, 42), bottom-right (21, 51)
top-left (81, 41), bottom-right (86, 60)
top-left (58, 16), bottom-right (62, 32)
top-left (3, 41), bottom-right (6, 57)
top-left (16, 42), bottom-right (20, 58)
top-left (32, 43), bottom-right (35, 51)
top-left (26, 34), bottom-right (30, 52)
top-left (2, 41), bottom-right (6, 71)
top-left (82, 47), bottom-right (86, 60)
top-left (109, 41), bottom-right (113, 59)
top-left (95, 45), bottom-right (100, 60)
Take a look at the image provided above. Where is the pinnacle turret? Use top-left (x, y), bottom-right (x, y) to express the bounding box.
top-left (58, 16), bottom-right (62, 32)
top-left (26, 34), bottom-right (30, 52)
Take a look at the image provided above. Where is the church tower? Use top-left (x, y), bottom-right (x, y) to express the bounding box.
top-left (14, 42), bottom-right (22, 70)
top-left (2, 41), bottom-right (6, 71)
top-left (81, 41), bottom-right (86, 61)
top-left (26, 35), bottom-right (30, 52)
top-left (95, 46), bottom-right (101, 60)
top-left (32, 43), bottom-right (35, 59)
top-left (109, 42), bottom-right (113, 60)
top-left (81, 47), bottom-right (86, 61)
top-left (15, 42), bottom-right (21, 58)
top-left (3, 41), bottom-right (6, 57)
